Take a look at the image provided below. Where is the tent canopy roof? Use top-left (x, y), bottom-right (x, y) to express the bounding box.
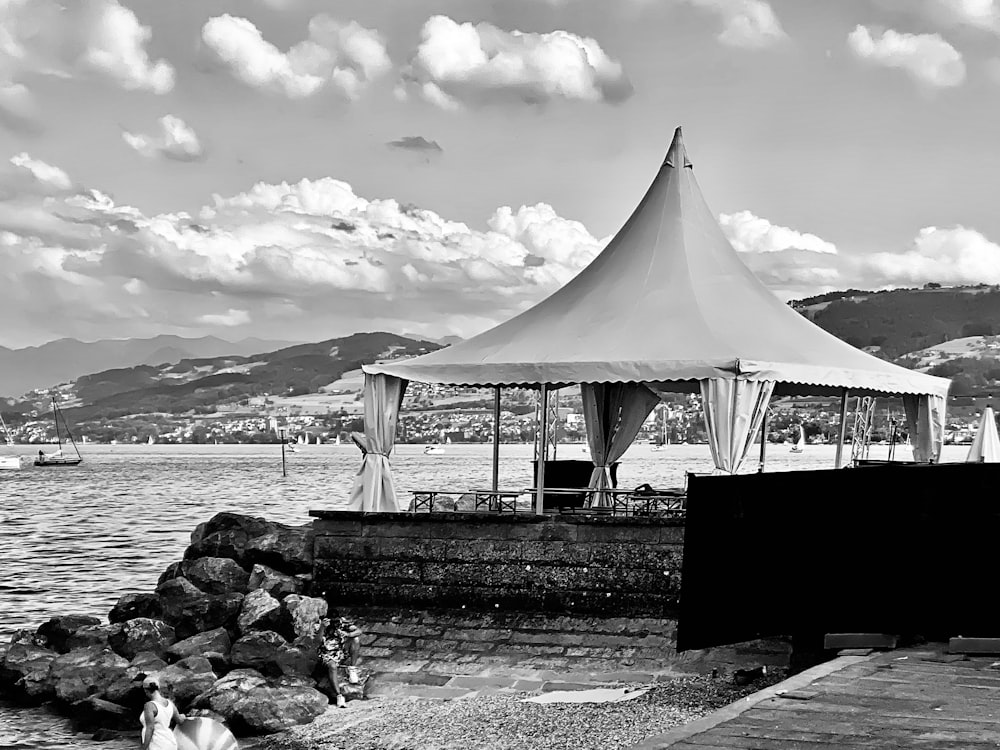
top-left (366, 128), bottom-right (949, 399)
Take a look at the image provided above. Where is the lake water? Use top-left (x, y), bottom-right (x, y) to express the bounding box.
top-left (0, 441), bottom-right (965, 748)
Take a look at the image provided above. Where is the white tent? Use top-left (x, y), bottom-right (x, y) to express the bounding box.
top-left (966, 406), bottom-right (1000, 463)
top-left (351, 127), bottom-right (950, 512)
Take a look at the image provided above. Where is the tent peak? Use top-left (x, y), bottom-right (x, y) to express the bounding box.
top-left (664, 126), bottom-right (693, 169)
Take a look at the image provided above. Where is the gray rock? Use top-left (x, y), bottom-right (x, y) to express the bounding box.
top-left (186, 513), bottom-right (272, 565)
top-left (0, 643), bottom-right (58, 703)
top-left (181, 557), bottom-right (251, 595)
top-left (108, 618), bottom-right (176, 660)
top-left (228, 630), bottom-right (317, 678)
top-left (279, 595), bottom-right (327, 641)
top-left (157, 576), bottom-right (243, 640)
top-left (159, 656), bottom-right (217, 709)
top-left (192, 668), bottom-right (328, 735)
top-left (66, 624), bottom-right (116, 651)
top-left (157, 561), bottom-right (183, 587)
top-left (102, 652), bottom-right (168, 709)
top-left (165, 628), bottom-right (231, 664)
top-left (48, 646), bottom-right (129, 704)
top-left (244, 525), bottom-right (314, 575)
top-left (247, 564), bottom-right (303, 600)
top-left (109, 593), bottom-right (163, 623)
top-left (35, 615), bottom-right (102, 653)
top-left (70, 695), bottom-right (134, 732)
top-left (237, 589), bottom-right (282, 635)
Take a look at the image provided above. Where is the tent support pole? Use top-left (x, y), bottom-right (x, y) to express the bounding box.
top-left (835, 390), bottom-right (849, 469)
top-left (758, 408), bottom-right (769, 473)
top-left (536, 384), bottom-right (549, 516)
top-left (492, 387), bottom-right (501, 492)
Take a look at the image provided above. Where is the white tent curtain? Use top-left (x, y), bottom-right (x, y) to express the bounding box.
top-left (699, 378), bottom-right (775, 474)
top-left (966, 406), bottom-right (1000, 463)
top-left (903, 393), bottom-right (946, 464)
top-left (348, 373), bottom-right (408, 511)
top-left (582, 382), bottom-right (660, 507)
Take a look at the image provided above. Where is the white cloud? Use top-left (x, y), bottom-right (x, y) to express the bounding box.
top-left (198, 309), bottom-right (251, 326)
top-left (923, 0), bottom-right (1000, 32)
top-left (123, 116), bottom-right (205, 161)
top-left (679, 0), bottom-right (786, 48)
top-left (0, 0), bottom-right (174, 111)
top-left (201, 14), bottom-right (390, 100)
top-left (720, 210), bottom-right (838, 255)
top-left (397, 15), bottom-right (632, 109)
top-left (863, 226), bottom-right (1000, 285)
top-left (9, 153), bottom-right (73, 191)
top-left (847, 25), bottom-right (965, 87)
top-left (0, 82), bottom-right (38, 132)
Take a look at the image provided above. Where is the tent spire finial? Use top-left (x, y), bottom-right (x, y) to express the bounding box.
top-left (664, 126), bottom-right (693, 169)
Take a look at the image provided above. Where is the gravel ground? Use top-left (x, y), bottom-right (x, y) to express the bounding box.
top-left (251, 674), bottom-right (783, 750)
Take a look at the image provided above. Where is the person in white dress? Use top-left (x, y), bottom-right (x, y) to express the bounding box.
top-left (139, 675), bottom-right (186, 750)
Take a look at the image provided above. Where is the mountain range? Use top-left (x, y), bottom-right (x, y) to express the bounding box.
top-left (0, 335), bottom-right (298, 398)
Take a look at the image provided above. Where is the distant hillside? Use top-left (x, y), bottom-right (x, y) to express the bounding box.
top-left (15, 332), bottom-right (440, 421)
top-left (0, 335), bottom-right (299, 398)
top-left (791, 284), bottom-right (1000, 359)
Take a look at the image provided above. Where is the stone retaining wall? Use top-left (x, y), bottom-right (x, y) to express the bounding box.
top-left (311, 512), bottom-right (684, 618)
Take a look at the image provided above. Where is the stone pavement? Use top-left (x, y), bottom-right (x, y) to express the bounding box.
top-left (633, 644), bottom-right (1000, 749)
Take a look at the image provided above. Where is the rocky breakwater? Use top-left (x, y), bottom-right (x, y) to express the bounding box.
top-left (0, 512), bottom-right (370, 739)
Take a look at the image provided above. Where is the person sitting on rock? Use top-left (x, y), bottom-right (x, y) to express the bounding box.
top-left (319, 615), bottom-right (364, 708)
top-left (139, 675), bottom-right (186, 750)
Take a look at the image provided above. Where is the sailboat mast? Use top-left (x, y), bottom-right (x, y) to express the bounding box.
top-left (0, 413), bottom-right (12, 446)
top-left (51, 397), bottom-right (62, 450)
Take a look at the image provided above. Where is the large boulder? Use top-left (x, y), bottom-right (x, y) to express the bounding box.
top-left (66, 623), bottom-right (117, 651)
top-left (108, 619), bottom-right (176, 660)
top-left (47, 646), bottom-right (129, 705)
top-left (244, 525), bottom-right (313, 575)
top-left (180, 557), bottom-right (251, 595)
top-left (35, 615), bottom-right (101, 653)
top-left (247, 564), bottom-right (303, 600)
top-left (185, 513), bottom-right (272, 565)
top-left (158, 562), bottom-right (183, 587)
top-left (109, 593), bottom-right (163, 623)
top-left (192, 668), bottom-right (327, 735)
top-left (0, 643), bottom-right (58, 703)
top-left (278, 595), bottom-right (327, 642)
top-left (70, 695), bottom-right (134, 732)
top-left (237, 590), bottom-right (281, 635)
top-left (103, 652), bottom-right (168, 710)
top-left (159, 656), bottom-right (217, 709)
top-left (157, 576), bottom-right (243, 640)
top-left (229, 631), bottom-right (316, 678)
top-left (165, 628), bottom-right (231, 668)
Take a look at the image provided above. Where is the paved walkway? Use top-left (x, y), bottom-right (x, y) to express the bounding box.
top-left (634, 645), bottom-right (1000, 749)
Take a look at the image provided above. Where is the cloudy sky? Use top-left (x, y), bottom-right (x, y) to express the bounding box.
top-left (2, 0), bottom-right (1000, 348)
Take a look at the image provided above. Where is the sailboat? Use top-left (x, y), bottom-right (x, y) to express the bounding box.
top-left (1, 413), bottom-right (25, 470)
top-left (147, 435), bottom-right (155, 446)
top-left (35, 398), bottom-right (83, 467)
top-left (790, 424), bottom-right (805, 454)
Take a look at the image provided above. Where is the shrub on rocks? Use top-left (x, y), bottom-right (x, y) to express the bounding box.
top-left (108, 618), bottom-right (176, 660)
top-left (248, 564), bottom-right (303, 600)
top-left (109, 593), bottom-right (163, 623)
top-left (48, 645), bottom-right (129, 704)
top-left (35, 615), bottom-right (102, 653)
top-left (191, 668), bottom-right (328, 735)
top-left (156, 576), bottom-right (243, 640)
top-left (238, 589), bottom-right (282, 635)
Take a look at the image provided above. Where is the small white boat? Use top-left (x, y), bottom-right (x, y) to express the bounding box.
top-left (0, 455), bottom-right (24, 471)
top-left (790, 424), bottom-right (805, 454)
top-left (424, 445), bottom-right (445, 455)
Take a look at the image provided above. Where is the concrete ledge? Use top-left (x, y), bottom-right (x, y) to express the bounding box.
top-left (949, 637), bottom-right (1000, 654)
top-left (823, 633), bottom-right (898, 650)
top-left (629, 653), bottom-right (876, 749)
